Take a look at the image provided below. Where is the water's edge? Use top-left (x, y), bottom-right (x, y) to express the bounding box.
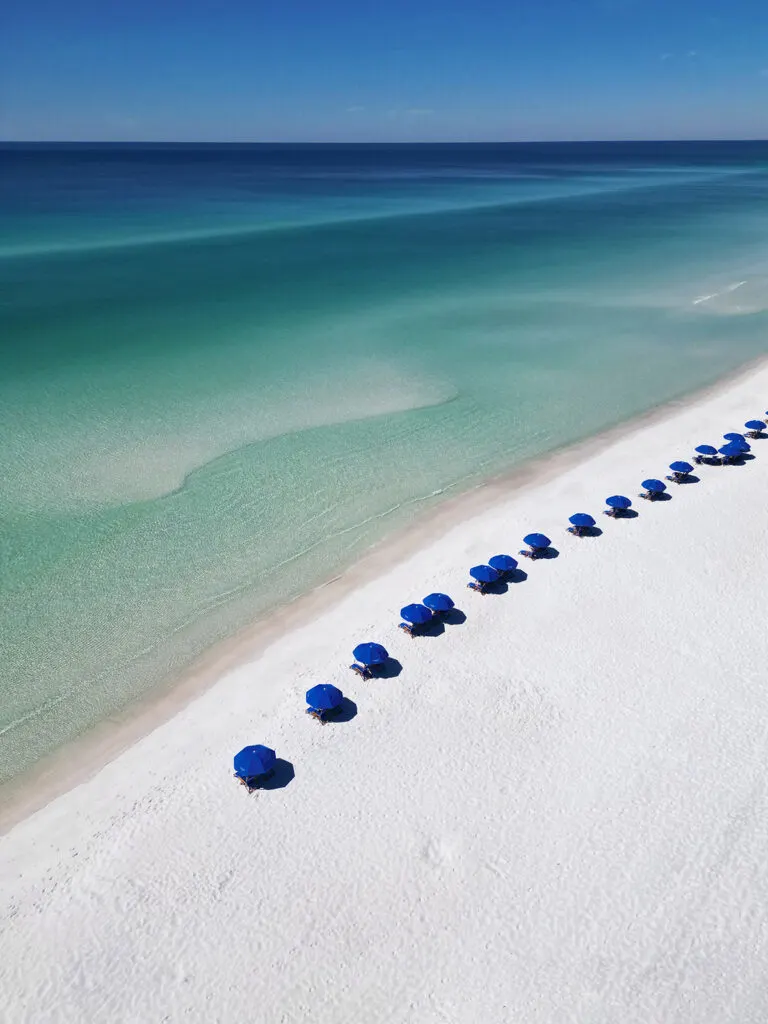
top-left (2, 350), bottom-right (765, 835)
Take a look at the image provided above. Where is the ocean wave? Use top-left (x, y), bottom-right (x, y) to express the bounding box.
top-left (692, 276), bottom-right (768, 315)
top-left (0, 168), bottom-right (744, 263)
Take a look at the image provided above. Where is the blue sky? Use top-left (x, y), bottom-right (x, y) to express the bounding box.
top-left (1, 0), bottom-right (767, 141)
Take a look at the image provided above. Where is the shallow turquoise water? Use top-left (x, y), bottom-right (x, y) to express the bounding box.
top-left (2, 143), bottom-right (768, 782)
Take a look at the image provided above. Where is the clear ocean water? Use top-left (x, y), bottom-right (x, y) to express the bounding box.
top-left (2, 141), bottom-right (768, 783)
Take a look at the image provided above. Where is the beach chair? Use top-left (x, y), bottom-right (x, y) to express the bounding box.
top-left (695, 455), bottom-right (722, 466)
top-left (467, 580), bottom-right (488, 594)
top-left (398, 621), bottom-right (417, 637)
top-left (235, 773), bottom-right (270, 793)
top-left (518, 547), bottom-right (543, 559)
top-left (349, 662), bottom-right (372, 680)
top-left (665, 471), bottom-right (689, 484)
top-left (567, 525), bottom-right (586, 537)
top-left (638, 490), bottom-right (660, 501)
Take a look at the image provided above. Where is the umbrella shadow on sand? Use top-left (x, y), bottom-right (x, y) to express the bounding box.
top-left (533, 546), bottom-right (560, 559)
top-left (332, 698), bottom-right (357, 722)
top-left (418, 617), bottom-right (446, 637)
top-left (482, 567), bottom-right (529, 590)
top-left (441, 608), bottom-right (467, 624)
top-left (260, 759), bottom-right (295, 790)
top-left (417, 609), bottom-right (467, 635)
top-left (480, 579), bottom-right (508, 595)
top-left (374, 658), bottom-right (403, 679)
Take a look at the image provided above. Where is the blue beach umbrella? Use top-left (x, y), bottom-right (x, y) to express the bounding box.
top-left (724, 438), bottom-right (750, 452)
top-left (745, 420), bottom-right (765, 431)
top-left (469, 564), bottom-right (500, 583)
top-left (641, 479), bottom-right (666, 493)
top-left (400, 603), bottom-right (433, 625)
top-left (669, 461), bottom-right (693, 474)
top-left (719, 442), bottom-right (746, 457)
top-left (724, 432), bottom-right (746, 442)
top-left (694, 445), bottom-right (718, 456)
top-left (568, 513), bottom-right (595, 528)
top-left (605, 495), bottom-right (632, 510)
top-left (423, 592), bottom-right (454, 613)
top-left (306, 684), bottom-right (343, 711)
top-left (488, 554), bottom-right (519, 573)
top-left (523, 533), bottom-right (551, 549)
top-left (233, 744), bottom-right (276, 779)
top-left (352, 642), bottom-right (389, 666)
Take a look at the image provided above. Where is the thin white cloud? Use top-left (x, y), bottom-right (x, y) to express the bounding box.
top-left (660, 51), bottom-right (697, 62)
top-left (759, 69), bottom-right (768, 78)
top-left (346, 106), bottom-right (365, 113)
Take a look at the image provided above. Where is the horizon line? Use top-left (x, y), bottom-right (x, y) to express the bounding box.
top-left (2, 137), bottom-right (768, 147)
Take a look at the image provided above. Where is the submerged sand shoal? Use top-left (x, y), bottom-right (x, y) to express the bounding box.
top-left (3, 363), bottom-right (768, 1023)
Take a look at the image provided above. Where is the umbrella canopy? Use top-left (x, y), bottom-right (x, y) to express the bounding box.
top-left (488, 554), bottom-right (519, 573)
top-left (352, 642), bottom-right (389, 666)
top-left (724, 432), bottom-right (745, 441)
top-left (306, 684), bottom-right (343, 711)
top-left (669, 461), bottom-right (693, 474)
top-left (719, 442), bottom-right (746, 457)
top-left (694, 444), bottom-right (718, 456)
top-left (423, 592), bottom-right (454, 612)
top-left (568, 513), bottom-right (595, 528)
top-left (400, 603), bottom-right (433, 625)
top-left (722, 438), bottom-right (750, 453)
top-left (745, 420), bottom-right (765, 431)
top-left (469, 564), bottom-right (500, 583)
top-left (641, 479), bottom-right (666, 492)
top-left (523, 533), bottom-right (551, 549)
top-left (605, 495), bottom-right (632, 509)
top-left (233, 744), bottom-right (276, 779)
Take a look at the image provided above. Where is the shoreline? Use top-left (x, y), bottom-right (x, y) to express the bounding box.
top-left (2, 350), bottom-right (767, 835)
top-left (5, 350), bottom-right (768, 1020)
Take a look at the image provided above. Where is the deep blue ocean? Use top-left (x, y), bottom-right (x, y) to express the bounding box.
top-left (2, 141), bottom-right (768, 781)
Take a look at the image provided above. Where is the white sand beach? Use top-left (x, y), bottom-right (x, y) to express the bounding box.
top-left (3, 364), bottom-right (768, 1023)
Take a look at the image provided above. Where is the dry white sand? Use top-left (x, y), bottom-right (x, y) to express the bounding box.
top-left (3, 366), bottom-right (768, 1023)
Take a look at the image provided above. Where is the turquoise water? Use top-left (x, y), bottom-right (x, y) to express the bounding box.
top-left (3, 142), bottom-right (768, 782)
